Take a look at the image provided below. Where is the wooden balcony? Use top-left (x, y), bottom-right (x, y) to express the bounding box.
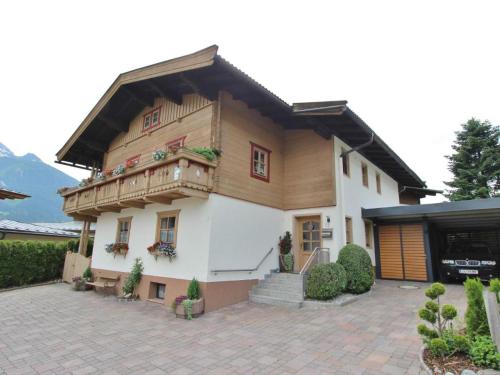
top-left (60, 149), bottom-right (216, 220)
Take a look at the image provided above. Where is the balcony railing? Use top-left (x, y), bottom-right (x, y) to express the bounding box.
top-left (60, 149), bottom-right (216, 218)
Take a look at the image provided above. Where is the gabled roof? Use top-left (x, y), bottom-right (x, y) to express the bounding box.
top-left (0, 220), bottom-right (79, 238)
top-left (56, 45), bottom-right (426, 188)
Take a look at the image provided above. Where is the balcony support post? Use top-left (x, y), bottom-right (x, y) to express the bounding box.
top-left (78, 220), bottom-right (91, 256)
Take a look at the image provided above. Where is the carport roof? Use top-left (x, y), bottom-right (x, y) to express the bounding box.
top-left (362, 198), bottom-right (500, 229)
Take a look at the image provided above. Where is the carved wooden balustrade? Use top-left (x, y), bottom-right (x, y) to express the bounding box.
top-left (60, 149), bottom-right (216, 219)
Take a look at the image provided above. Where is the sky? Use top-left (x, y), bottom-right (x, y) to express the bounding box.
top-left (1, 0), bottom-right (499, 203)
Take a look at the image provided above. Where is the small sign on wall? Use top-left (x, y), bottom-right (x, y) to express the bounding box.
top-left (322, 228), bottom-right (333, 239)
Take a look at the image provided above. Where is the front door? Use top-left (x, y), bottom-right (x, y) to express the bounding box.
top-left (297, 216), bottom-right (322, 270)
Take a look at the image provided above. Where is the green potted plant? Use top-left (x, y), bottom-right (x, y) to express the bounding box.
top-left (82, 266), bottom-right (93, 290)
top-left (278, 231), bottom-right (293, 272)
top-left (175, 278), bottom-right (204, 319)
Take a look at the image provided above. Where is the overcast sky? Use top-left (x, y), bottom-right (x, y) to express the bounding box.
top-left (1, 0), bottom-right (499, 203)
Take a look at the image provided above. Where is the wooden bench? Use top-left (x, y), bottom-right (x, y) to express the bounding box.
top-left (86, 273), bottom-right (120, 294)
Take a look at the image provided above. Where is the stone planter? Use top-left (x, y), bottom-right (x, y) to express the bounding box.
top-left (419, 346), bottom-right (433, 375)
top-left (175, 298), bottom-right (204, 319)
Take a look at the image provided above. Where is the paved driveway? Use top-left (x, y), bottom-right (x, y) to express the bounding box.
top-left (0, 280), bottom-right (466, 375)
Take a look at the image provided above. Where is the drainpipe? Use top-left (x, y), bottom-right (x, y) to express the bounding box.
top-left (340, 132), bottom-right (375, 158)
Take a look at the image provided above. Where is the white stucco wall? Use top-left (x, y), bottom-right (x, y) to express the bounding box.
top-left (92, 197), bottom-right (211, 281)
top-left (333, 137), bottom-right (401, 263)
top-left (206, 194), bottom-right (283, 282)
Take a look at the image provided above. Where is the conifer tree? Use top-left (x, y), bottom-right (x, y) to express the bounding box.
top-left (444, 118), bottom-right (499, 200)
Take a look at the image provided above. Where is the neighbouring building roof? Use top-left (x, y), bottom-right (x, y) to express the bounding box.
top-left (33, 221), bottom-right (96, 232)
top-left (0, 188), bottom-right (30, 200)
top-left (0, 219), bottom-right (79, 238)
top-left (362, 197), bottom-right (500, 229)
top-left (55, 45), bottom-right (427, 189)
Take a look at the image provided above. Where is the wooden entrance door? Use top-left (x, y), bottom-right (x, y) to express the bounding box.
top-left (297, 216), bottom-right (322, 269)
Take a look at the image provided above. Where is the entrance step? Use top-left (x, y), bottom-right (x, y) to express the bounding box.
top-left (249, 272), bottom-right (304, 308)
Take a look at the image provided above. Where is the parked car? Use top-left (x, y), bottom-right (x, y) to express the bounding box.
top-left (440, 240), bottom-right (499, 282)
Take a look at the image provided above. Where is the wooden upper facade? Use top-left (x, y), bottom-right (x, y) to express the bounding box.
top-left (58, 46), bottom-right (431, 219)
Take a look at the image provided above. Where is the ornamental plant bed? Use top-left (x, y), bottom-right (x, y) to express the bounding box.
top-left (421, 347), bottom-right (482, 374)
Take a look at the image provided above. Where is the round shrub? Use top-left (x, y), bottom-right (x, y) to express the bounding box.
top-left (337, 244), bottom-right (374, 294)
top-left (306, 263), bottom-right (347, 300)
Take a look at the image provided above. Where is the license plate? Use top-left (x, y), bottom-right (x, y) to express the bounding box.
top-left (459, 269), bottom-right (479, 275)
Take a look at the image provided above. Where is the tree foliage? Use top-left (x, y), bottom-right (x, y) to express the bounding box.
top-left (444, 118), bottom-right (500, 201)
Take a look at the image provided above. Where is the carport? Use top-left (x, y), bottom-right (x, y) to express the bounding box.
top-left (362, 198), bottom-right (500, 282)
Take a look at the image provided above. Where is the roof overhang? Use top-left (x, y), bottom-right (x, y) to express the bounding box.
top-left (363, 198), bottom-right (500, 229)
top-left (56, 45), bottom-right (428, 188)
top-left (0, 189), bottom-right (30, 200)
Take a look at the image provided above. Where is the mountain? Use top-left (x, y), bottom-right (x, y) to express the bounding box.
top-left (0, 143), bottom-right (79, 222)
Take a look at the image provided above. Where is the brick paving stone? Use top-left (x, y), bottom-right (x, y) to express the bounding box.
top-left (0, 280), bottom-right (467, 374)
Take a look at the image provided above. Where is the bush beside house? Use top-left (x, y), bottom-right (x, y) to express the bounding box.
top-left (337, 244), bottom-right (374, 294)
top-left (305, 244), bottom-right (374, 300)
top-left (0, 240), bottom-right (68, 288)
top-left (306, 263), bottom-right (347, 300)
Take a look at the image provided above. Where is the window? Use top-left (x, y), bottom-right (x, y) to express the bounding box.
top-left (376, 173), bottom-right (382, 194)
top-left (166, 136), bottom-right (186, 152)
top-left (153, 283), bottom-right (166, 299)
top-left (364, 220), bottom-right (373, 248)
top-left (345, 217), bottom-right (353, 244)
top-left (250, 142), bottom-right (271, 182)
top-left (116, 217), bottom-right (132, 244)
top-left (143, 107), bottom-right (161, 131)
top-left (361, 162), bottom-right (369, 187)
top-left (341, 148), bottom-right (350, 176)
top-left (156, 210), bottom-right (180, 245)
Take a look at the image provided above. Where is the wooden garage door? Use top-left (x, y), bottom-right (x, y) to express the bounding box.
top-left (401, 225), bottom-right (428, 281)
top-left (379, 225), bottom-right (404, 279)
top-left (378, 224), bottom-right (428, 281)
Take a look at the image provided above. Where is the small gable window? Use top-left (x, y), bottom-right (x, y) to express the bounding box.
top-left (250, 142), bottom-right (271, 182)
top-left (361, 162), bottom-right (369, 187)
top-left (341, 147), bottom-right (350, 176)
top-left (376, 172), bottom-right (382, 194)
top-left (143, 108), bottom-right (161, 131)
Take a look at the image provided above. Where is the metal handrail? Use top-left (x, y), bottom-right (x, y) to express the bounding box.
top-left (211, 247), bottom-right (274, 274)
top-left (299, 247), bottom-right (330, 275)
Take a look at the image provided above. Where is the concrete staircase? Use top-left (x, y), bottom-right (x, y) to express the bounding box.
top-left (249, 272), bottom-right (304, 308)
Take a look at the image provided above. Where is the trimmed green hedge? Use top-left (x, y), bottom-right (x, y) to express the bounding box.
top-left (337, 244), bottom-right (374, 294)
top-left (0, 241), bottom-right (68, 289)
top-left (306, 263), bottom-right (347, 300)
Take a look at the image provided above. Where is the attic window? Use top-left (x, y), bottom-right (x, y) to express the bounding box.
top-left (250, 142), bottom-right (271, 182)
top-left (143, 108), bottom-right (161, 131)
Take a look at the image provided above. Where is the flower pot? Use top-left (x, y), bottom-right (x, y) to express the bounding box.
top-left (175, 298), bottom-right (204, 319)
